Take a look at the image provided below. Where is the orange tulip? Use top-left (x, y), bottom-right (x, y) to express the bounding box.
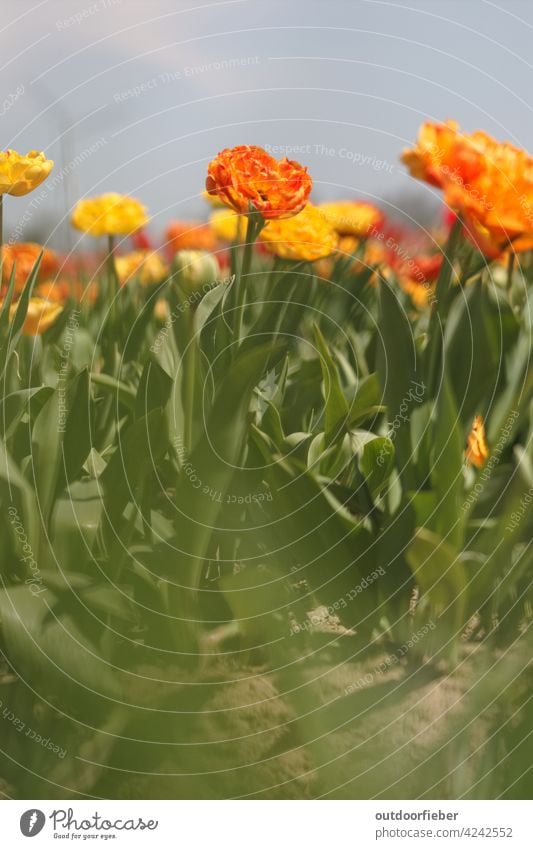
top-left (465, 415), bottom-right (489, 468)
top-left (1, 243), bottom-right (59, 294)
top-left (35, 279), bottom-right (98, 304)
top-left (401, 121), bottom-right (489, 189)
top-left (206, 145), bottom-right (312, 220)
top-left (345, 238), bottom-right (387, 285)
top-left (397, 253), bottom-right (442, 307)
top-left (402, 121), bottom-right (533, 255)
top-left (399, 277), bottom-right (434, 308)
top-left (165, 220), bottom-right (217, 254)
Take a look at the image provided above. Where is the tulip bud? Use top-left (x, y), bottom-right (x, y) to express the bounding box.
top-left (172, 249), bottom-right (219, 297)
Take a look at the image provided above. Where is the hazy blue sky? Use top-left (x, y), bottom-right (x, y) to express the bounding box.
top-left (4, 0), bottom-right (533, 247)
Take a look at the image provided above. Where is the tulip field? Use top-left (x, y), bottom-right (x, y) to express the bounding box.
top-left (0, 128), bottom-right (532, 800)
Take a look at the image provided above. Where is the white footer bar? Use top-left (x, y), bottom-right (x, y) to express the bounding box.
top-left (1, 800), bottom-right (530, 847)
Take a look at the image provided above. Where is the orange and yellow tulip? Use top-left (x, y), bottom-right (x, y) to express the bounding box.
top-left (206, 145), bottom-right (312, 220)
top-left (6, 297), bottom-right (63, 335)
top-left (465, 414), bottom-right (489, 468)
top-left (402, 121), bottom-right (533, 255)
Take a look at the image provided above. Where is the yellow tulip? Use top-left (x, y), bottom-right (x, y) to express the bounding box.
top-left (260, 204), bottom-right (338, 261)
top-left (0, 150), bottom-right (53, 196)
top-left (153, 298), bottom-right (170, 322)
top-left (71, 193), bottom-right (148, 237)
top-left (201, 188), bottom-right (225, 208)
top-left (318, 201), bottom-right (384, 238)
top-left (115, 251), bottom-right (168, 286)
top-left (209, 209), bottom-right (248, 243)
top-left (7, 298), bottom-right (63, 335)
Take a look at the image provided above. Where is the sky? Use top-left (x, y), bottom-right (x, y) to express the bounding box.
top-left (3, 0), bottom-right (533, 248)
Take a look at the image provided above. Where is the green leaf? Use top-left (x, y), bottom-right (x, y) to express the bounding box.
top-left (194, 281), bottom-right (228, 335)
top-left (260, 397), bottom-right (285, 449)
top-left (135, 357), bottom-right (173, 419)
top-left (90, 373), bottom-right (136, 413)
top-left (83, 447), bottom-right (107, 479)
top-left (444, 280), bottom-right (499, 422)
top-left (271, 355), bottom-right (289, 408)
top-left (406, 527), bottom-right (468, 662)
top-left (101, 407), bottom-right (169, 528)
top-left (172, 344), bottom-right (283, 601)
top-left (243, 262), bottom-right (308, 346)
top-left (123, 293), bottom-right (159, 361)
top-left (425, 216), bottom-right (463, 393)
top-left (488, 329), bottom-right (531, 446)
top-left (313, 323), bottom-right (349, 446)
top-left (360, 436), bottom-right (395, 497)
top-left (0, 586), bottom-right (121, 712)
top-left (377, 276), bottom-right (421, 488)
top-left (68, 327), bottom-right (98, 373)
top-left (307, 432), bottom-right (327, 470)
top-left (375, 497), bottom-right (416, 632)
top-left (429, 370), bottom-right (465, 550)
top-left (219, 564), bottom-right (286, 638)
top-left (1, 386), bottom-right (54, 440)
top-left (410, 490), bottom-right (437, 529)
top-left (51, 480), bottom-right (103, 568)
top-left (251, 430), bottom-right (377, 632)
top-left (59, 368), bottom-right (92, 489)
top-left (0, 439), bottom-right (40, 560)
top-left (31, 370), bottom-right (92, 526)
top-left (30, 389), bottom-right (62, 528)
top-left (3, 252), bottom-right (41, 341)
top-left (0, 264), bottom-right (17, 336)
top-left (346, 372), bottom-right (385, 427)
top-left (410, 401), bottom-right (433, 481)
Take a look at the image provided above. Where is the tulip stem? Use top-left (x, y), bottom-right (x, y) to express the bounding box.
top-left (426, 215), bottom-right (463, 396)
top-left (184, 307), bottom-right (197, 454)
top-left (234, 211), bottom-right (264, 345)
top-left (107, 234), bottom-right (117, 326)
top-left (506, 252), bottom-right (515, 295)
top-left (0, 195), bottom-right (4, 291)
